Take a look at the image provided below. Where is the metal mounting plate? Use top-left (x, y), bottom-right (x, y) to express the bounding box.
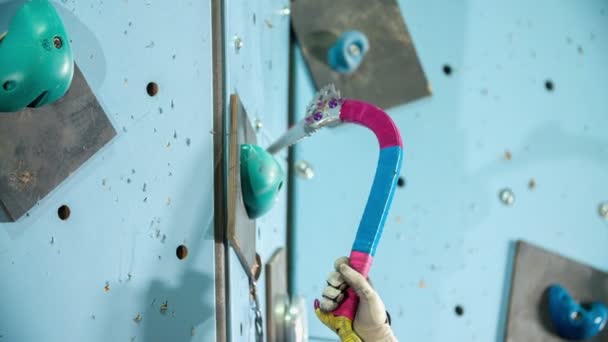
top-left (291, 0), bottom-right (431, 109)
top-left (506, 240), bottom-right (608, 341)
top-left (0, 65), bottom-right (117, 221)
top-left (227, 94), bottom-right (258, 278)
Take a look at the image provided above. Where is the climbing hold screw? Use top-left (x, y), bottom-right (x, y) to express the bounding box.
top-left (53, 36), bottom-right (62, 49)
top-left (295, 160), bottom-right (314, 180)
top-left (499, 188), bottom-right (515, 206)
top-left (280, 5), bottom-right (291, 16)
top-left (234, 36), bottom-right (243, 52)
top-left (255, 119), bottom-right (263, 131)
top-left (599, 202), bottom-right (608, 219)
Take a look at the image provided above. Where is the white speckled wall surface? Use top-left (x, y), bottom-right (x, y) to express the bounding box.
top-left (0, 0), bottom-right (290, 341)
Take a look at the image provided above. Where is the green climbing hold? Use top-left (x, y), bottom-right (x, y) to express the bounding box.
top-left (0, 0), bottom-right (74, 112)
top-left (240, 144), bottom-right (285, 219)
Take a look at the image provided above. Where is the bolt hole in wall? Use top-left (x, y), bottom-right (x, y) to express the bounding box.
top-left (397, 176), bottom-right (406, 188)
top-left (442, 64), bottom-right (453, 76)
top-left (57, 205), bottom-right (71, 220)
top-left (545, 79), bottom-right (555, 92)
top-left (146, 82), bottom-right (159, 97)
top-left (455, 305), bottom-right (464, 317)
top-left (176, 245), bottom-right (188, 260)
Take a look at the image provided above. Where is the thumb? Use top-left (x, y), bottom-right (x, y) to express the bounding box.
top-left (338, 263), bottom-right (375, 302)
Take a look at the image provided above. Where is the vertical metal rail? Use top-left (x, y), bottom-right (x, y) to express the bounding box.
top-left (286, 27), bottom-right (297, 298)
top-left (212, 0), bottom-right (228, 340)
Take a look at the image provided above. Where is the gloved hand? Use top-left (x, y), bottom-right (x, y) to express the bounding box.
top-left (315, 257), bottom-right (398, 342)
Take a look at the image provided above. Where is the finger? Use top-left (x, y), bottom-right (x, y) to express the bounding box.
top-left (322, 285), bottom-right (343, 301)
top-left (319, 297), bottom-right (338, 312)
top-left (327, 271), bottom-right (347, 290)
top-left (334, 256), bottom-right (350, 270)
top-left (321, 286), bottom-right (345, 312)
top-left (338, 263), bottom-right (375, 301)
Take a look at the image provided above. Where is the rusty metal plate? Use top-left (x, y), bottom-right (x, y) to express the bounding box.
top-left (0, 65), bottom-right (117, 221)
top-left (227, 94), bottom-right (258, 278)
top-left (266, 248), bottom-right (288, 342)
top-left (291, 0), bottom-right (431, 109)
top-left (505, 240), bottom-right (608, 342)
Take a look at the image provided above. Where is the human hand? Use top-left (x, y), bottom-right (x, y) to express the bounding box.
top-left (314, 257), bottom-right (397, 342)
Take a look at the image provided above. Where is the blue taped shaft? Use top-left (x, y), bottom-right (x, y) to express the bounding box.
top-left (352, 146), bottom-right (403, 256)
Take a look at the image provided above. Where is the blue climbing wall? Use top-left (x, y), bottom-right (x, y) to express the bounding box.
top-left (0, 0), bottom-right (293, 341)
top-left (291, 1), bottom-right (608, 341)
top-left (0, 0), bottom-right (218, 340)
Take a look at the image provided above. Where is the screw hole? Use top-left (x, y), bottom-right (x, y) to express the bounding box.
top-left (572, 311), bottom-right (583, 321)
top-left (240, 323), bottom-right (243, 336)
top-left (2, 80), bottom-right (16, 92)
top-left (545, 80), bottom-right (554, 92)
top-left (442, 64), bottom-right (453, 76)
top-left (348, 42), bottom-right (363, 56)
top-left (146, 82), bottom-right (159, 97)
top-left (397, 177), bottom-right (406, 188)
top-left (455, 305), bottom-right (464, 316)
top-left (176, 245), bottom-right (188, 260)
top-left (53, 36), bottom-right (63, 49)
top-left (277, 181), bottom-right (283, 191)
top-left (57, 205), bottom-right (71, 220)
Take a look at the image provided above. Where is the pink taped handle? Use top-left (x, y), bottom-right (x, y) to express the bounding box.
top-left (331, 251), bottom-right (373, 321)
top-left (339, 99), bottom-right (403, 149)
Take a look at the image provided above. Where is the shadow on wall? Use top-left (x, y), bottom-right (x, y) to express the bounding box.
top-left (99, 265), bottom-right (216, 342)
top-left (140, 271), bottom-right (215, 342)
top-left (101, 235), bottom-right (216, 342)
top-left (0, 0), bottom-right (24, 28)
top-left (114, 211), bottom-right (216, 341)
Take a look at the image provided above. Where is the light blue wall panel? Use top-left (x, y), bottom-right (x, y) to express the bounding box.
top-left (0, 1), bottom-right (216, 341)
top-left (292, 1), bottom-right (608, 341)
top-left (222, 0), bottom-right (290, 341)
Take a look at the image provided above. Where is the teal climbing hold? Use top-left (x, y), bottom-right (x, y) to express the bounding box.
top-left (0, 0), bottom-right (74, 112)
top-left (240, 144), bottom-right (285, 219)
